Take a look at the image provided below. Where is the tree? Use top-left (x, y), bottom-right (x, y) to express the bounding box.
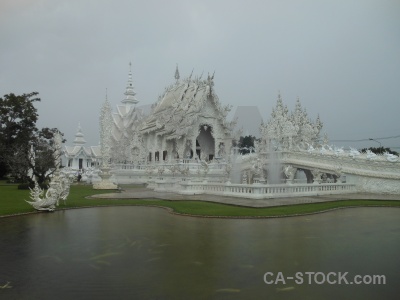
top-left (360, 147), bottom-right (399, 156)
top-left (0, 92), bottom-right (40, 178)
top-left (30, 128), bottom-right (65, 184)
top-left (0, 92), bottom-right (65, 184)
top-left (239, 135), bottom-right (256, 154)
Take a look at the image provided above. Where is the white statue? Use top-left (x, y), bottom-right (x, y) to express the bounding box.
top-left (26, 176), bottom-right (71, 212)
top-left (349, 147), bottom-right (361, 158)
top-left (334, 146), bottom-right (345, 156)
top-left (366, 150), bottom-right (377, 160)
top-left (307, 143), bottom-right (315, 153)
top-left (93, 94), bottom-right (118, 189)
top-left (384, 152), bottom-right (399, 162)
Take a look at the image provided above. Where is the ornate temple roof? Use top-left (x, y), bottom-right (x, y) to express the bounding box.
top-left (121, 62), bottom-right (138, 106)
top-left (140, 71), bottom-right (234, 140)
top-left (112, 105), bottom-right (146, 141)
top-left (111, 62), bottom-right (148, 142)
top-left (73, 123), bottom-right (86, 146)
top-left (64, 124), bottom-right (101, 159)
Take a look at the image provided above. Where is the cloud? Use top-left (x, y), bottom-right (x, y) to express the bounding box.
top-left (0, 0), bottom-right (399, 150)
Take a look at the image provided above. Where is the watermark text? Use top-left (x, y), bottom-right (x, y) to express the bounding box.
top-left (263, 272), bottom-right (386, 285)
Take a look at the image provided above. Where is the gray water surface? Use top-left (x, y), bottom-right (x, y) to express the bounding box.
top-left (0, 207), bottom-right (399, 299)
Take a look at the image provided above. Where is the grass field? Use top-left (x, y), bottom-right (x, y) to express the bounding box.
top-left (1, 182), bottom-right (399, 218)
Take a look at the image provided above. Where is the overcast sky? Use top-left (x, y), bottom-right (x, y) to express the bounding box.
top-left (1, 0), bottom-right (399, 150)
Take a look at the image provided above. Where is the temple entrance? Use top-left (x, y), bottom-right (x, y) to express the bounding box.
top-left (79, 158), bottom-right (83, 170)
top-left (196, 140), bottom-right (201, 158)
top-left (163, 151), bottom-right (167, 161)
top-left (196, 125), bottom-right (215, 161)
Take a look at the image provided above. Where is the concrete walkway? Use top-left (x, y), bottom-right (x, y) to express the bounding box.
top-left (88, 186), bottom-right (400, 208)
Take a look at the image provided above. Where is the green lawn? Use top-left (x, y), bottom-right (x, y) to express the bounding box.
top-left (0, 182), bottom-right (399, 218)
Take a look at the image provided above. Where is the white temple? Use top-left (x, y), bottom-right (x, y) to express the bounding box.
top-left (63, 123), bottom-right (101, 170)
top-left (63, 63), bottom-right (400, 196)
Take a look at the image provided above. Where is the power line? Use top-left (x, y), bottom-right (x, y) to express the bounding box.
top-left (331, 134), bottom-right (400, 143)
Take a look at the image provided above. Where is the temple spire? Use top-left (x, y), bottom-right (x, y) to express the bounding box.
top-left (122, 61), bottom-right (139, 107)
top-left (174, 64), bottom-right (180, 82)
top-left (73, 122), bottom-right (86, 146)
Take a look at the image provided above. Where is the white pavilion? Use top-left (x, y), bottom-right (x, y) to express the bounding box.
top-left (63, 123), bottom-right (101, 170)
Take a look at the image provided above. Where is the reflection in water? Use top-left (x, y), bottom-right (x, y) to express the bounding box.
top-left (0, 207), bottom-right (399, 299)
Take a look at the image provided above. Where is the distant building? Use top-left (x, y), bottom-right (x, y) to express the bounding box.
top-left (232, 106), bottom-right (264, 138)
top-left (63, 124), bottom-right (101, 170)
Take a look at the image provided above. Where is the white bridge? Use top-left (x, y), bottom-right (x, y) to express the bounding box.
top-left (112, 147), bottom-right (400, 197)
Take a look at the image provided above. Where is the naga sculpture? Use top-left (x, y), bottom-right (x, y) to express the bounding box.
top-left (26, 130), bottom-right (71, 212)
top-left (25, 175), bottom-right (71, 212)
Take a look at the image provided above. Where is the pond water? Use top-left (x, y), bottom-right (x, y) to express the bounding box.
top-left (0, 207), bottom-right (399, 299)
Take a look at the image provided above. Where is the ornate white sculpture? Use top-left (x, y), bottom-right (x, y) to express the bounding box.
top-left (334, 146), bottom-right (345, 156)
top-left (284, 165), bottom-right (296, 182)
top-left (260, 95), bottom-right (323, 152)
top-left (26, 130), bottom-right (71, 211)
top-left (26, 180), bottom-right (58, 211)
top-left (93, 94), bottom-right (118, 189)
top-left (366, 150), bottom-right (377, 160)
top-left (87, 65), bottom-right (400, 195)
top-left (349, 147), bottom-right (361, 158)
top-left (384, 152), bottom-right (399, 162)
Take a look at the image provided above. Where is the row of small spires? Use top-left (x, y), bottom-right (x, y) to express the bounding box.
top-left (117, 63), bottom-right (213, 106)
top-left (106, 62), bottom-right (180, 107)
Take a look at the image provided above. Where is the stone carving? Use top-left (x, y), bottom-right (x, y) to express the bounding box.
top-left (349, 147), bottom-right (361, 158)
top-left (26, 131), bottom-right (71, 211)
top-left (200, 160), bottom-right (210, 176)
top-left (311, 169), bottom-right (322, 184)
top-left (260, 95), bottom-right (323, 152)
top-left (26, 180), bottom-right (57, 211)
top-left (157, 166), bottom-right (165, 177)
top-left (384, 152), bottom-right (399, 162)
top-left (366, 150), bottom-right (377, 160)
top-left (93, 95), bottom-right (118, 189)
top-left (334, 147), bottom-right (345, 156)
top-left (284, 165), bottom-right (296, 180)
top-left (99, 95), bottom-right (113, 168)
top-left (217, 142), bottom-right (226, 158)
top-left (145, 165), bottom-right (155, 175)
top-left (242, 172), bottom-right (248, 184)
top-left (167, 164), bottom-right (179, 177)
top-left (252, 158), bottom-right (266, 183)
top-left (26, 174), bottom-right (71, 212)
top-left (224, 161), bottom-right (232, 181)
top-left (179, 165), bottom-right (190, 176)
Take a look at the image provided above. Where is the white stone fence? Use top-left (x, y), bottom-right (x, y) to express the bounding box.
top-left (154, 180), bottom-right (356, 199)
top-left (114, 159), bottom-right (227, 171)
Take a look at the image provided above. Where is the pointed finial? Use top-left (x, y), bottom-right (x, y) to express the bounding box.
top-left (73, 121), bottom-right (86, 145)
top-left (122, 63), bottom-right (138, 105)
top-left (277, 90), bottom-right (282, 102)
top-left (175, 64), bottom-right (180, 81)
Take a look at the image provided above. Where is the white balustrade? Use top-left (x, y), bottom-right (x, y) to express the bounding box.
top-left (178, 181), bottom-right (356, 199)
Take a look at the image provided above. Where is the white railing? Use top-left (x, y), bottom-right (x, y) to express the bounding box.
top-left (177, 181), bottom-right (356, 199)
top-left (114, 159), bottom-right (228, 171)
